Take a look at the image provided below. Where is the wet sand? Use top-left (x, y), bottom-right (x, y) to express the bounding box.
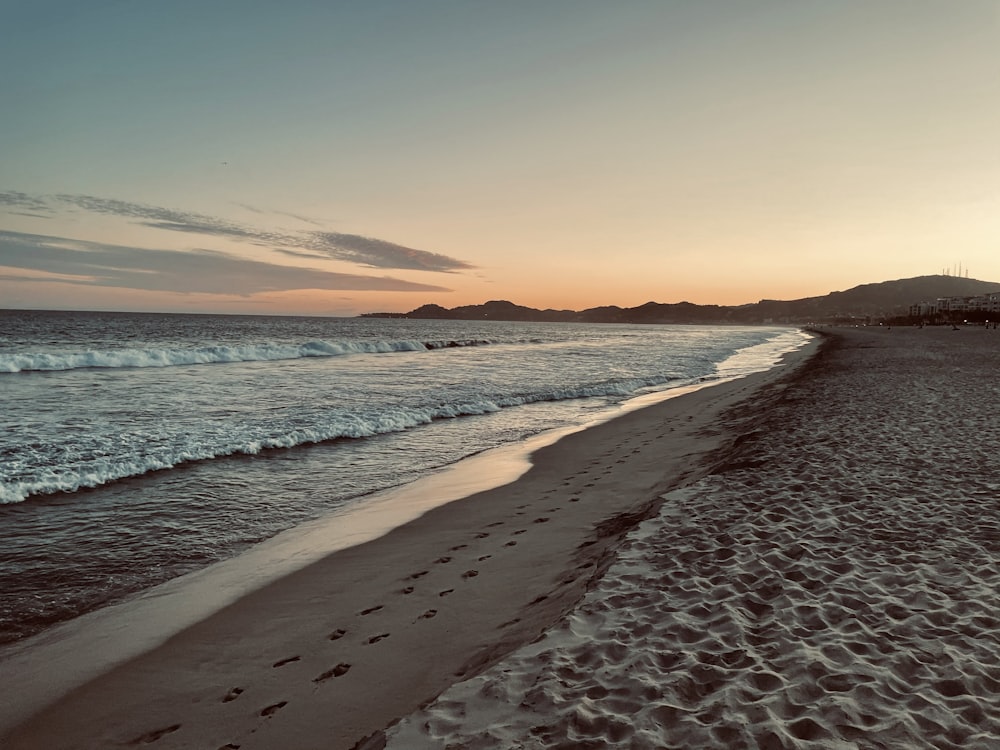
top-left (1, 337), bottom-right (817, 750)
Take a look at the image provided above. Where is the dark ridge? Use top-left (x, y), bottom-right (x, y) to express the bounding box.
top-left (360, 275), bottom-right (1000, 325)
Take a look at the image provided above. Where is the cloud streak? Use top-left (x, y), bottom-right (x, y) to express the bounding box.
top-left (0, 191), bottom-right (55, 215)
top-left (0, 192), bottom-right (474, 273)
top-left (299, 232), bottom-right (475, 272)
top-left (0, 230), bottom-right (451, 295)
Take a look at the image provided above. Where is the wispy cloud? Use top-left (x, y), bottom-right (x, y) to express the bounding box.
top-left (0, 230), bottom-right (451, 295)
top-left (0, 191), bottom-right (56, 215)
top-left (0, 192), bottom-right (474, 273)
top-left (299, 232), bottom-right (475, 272)
top-left (235, 202), bottom-right (327, 227)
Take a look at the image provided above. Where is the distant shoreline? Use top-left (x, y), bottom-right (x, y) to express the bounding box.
top-left (360, 274), bottom-right (1000, 325)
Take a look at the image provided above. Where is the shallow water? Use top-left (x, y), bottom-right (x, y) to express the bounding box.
top-left (0, 310), bottom-right (805, 643)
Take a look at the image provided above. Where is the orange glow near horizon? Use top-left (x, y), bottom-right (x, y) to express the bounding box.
top-left (3, 3), bottom-right (999, 316)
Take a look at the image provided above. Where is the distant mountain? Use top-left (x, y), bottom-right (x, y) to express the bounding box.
top-left (753, 275), bottom-right (1000, 321)
top-left (404, 301), bottom-right (578, 323)
top-left (362, 275), bottom-right (1000, 324)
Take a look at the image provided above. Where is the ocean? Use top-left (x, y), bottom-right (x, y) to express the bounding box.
top-left (0, 310), bottom-right (807, 645)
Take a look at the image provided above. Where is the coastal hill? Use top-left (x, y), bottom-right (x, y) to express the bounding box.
top-left (363, 275), bottom-right (1000, 324)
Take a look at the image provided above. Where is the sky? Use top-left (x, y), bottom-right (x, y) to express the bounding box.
top-left (2, 0), bottom-right (999, 316)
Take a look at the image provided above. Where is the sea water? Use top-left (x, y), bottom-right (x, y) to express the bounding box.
top-left (0, 310), bottom-right (806, 644)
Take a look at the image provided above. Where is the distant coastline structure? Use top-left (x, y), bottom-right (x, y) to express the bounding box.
top-left (909, 292), bottom-right (1000, 320)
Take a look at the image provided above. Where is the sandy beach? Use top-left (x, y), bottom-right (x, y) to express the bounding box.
top-left (5, 326), bottom-right (999, 749)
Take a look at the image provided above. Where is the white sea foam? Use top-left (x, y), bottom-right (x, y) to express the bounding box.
top-left (0, 373), bottom-right (689, 504)
top-left (0, 338), bottom-right (498, 373)
top-left (1, 326), bottom-right (811, 505)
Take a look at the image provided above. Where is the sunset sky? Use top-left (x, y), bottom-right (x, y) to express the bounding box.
top-left (2, 0), bottom-right (999, 316)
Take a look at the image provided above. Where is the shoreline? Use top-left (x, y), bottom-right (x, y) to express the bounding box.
top-left (1, 336), bottom-right (819, 748)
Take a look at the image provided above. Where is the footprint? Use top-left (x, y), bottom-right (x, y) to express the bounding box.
top-left (474, 532), bottom-right (489, 539)
top-left (260, 702), bottom-right (287, 717)
top-left (131, 724), bottom-right (181, 745)
top-left (533, 517), bottom-right (550, 524)
top-left (462, 570), bottom-right (479, 579)
top-left (401, 586), bottom-right (414, 595)
top-left (360, 605), bottom-right (383, 616)
top-left (504, 541), bottom-right (517, 547)
top-left (450, 544), bottom-right (468, 551)
top-left (547, 507), bottom-right (561, 512)
top-left (570, 497), bottom-right (580, 502)
top-left (367, 633), bottom-right (390, 644)
top-left (486, 521), bottom-right (505, 528)
top-left (530, 594), bottom-right (549, 605)
top-left (478, 555), bottom-right (492, 561)
top-left (513, 529), bottom-right (526, 535)
top-left (408, 570), bottom-right (428, 580)
top-left (498, 617), bottom-right (520, 629)
top-left (218, 744), bottom-right (240, 750)
top-left (435, 556), bottom-right (452, 564)
top-left (439, 589), bottom-right (454, 597)
top-left (272, 656), bottom-right (300, 668)
top-left (314, 663), bottom-right (351, 683)
top-left (222, 687), bottom-right (244, 703)
top-left (418, 609), bottom-right (437, 620)
top-left (328, 628), bottom-right (347, 641)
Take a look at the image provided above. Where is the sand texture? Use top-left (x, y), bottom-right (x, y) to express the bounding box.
top-left (0, 344), bottom-right (813, 749)
top-left (386, 327), bottom-right (1000, 749)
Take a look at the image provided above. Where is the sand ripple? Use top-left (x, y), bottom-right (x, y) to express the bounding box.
top-left (386, 329), bottom-right (1000, 749)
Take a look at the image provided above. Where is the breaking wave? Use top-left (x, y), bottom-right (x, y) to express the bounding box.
top-left (0, 338), bottom-right (499, 373)
top-left (0, 373), bottom-right (680, 504)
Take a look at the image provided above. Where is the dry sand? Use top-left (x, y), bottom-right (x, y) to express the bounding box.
top-left (0, 338), bottom-right (816, 749)
top-left (387, 326), bottom-right (1000, 749)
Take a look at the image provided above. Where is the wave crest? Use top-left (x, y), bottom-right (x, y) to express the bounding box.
top-left (0, 338), bottom-right (498, 373)
top-left (0, 373), bottom-right (679, 504)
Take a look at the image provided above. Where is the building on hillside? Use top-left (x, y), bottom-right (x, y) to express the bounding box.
top-left (908, 301), bottom-right (938, 317)
top-left (908, 293), bottom-right (1000, 321)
